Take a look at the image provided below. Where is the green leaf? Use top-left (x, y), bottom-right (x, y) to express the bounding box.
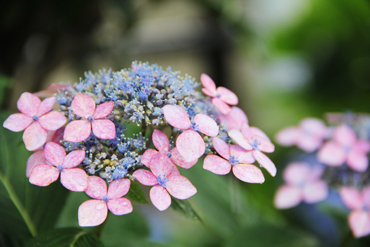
top-left (170, 197), bottom-right (202, 223)
top-left (0, 113), bottom-right (69, 244)
top-left (125, 182), bottom-right (148, 204)
top-left (24, 228), bottom-right (104, 247)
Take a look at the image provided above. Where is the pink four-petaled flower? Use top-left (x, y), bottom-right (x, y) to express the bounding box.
top-left (79, 176), bottom-right (133, 227)
top-left (29, 142), bottom-right (88, 192)
top-left (133, 153), bottom-right (197, 211)
top-left (200, 74), bottom-right (238, 114)
top-left (229, 122), bottom-right (276, 176)
top-left (204, 137), bottom-right (265, 183)
top-left (64, 93), bottom-right (116, 142)
top-left (317, 125), bottom-right (370, 172)
top-left (163, 104), bottom-right (219, 162)
top-left (339, 186), bottom-right (370, 238)
top-left (218, 106), bottom-right (248, 131)
top-left (3, 93), bottom-right (67, 151)
top-left (274, 162), bottom-right (328, 209)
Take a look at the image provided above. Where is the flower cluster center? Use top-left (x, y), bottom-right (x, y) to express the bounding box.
top-left (229, 155), bottom-right (239, 166)
top-left (157, 174), bottom-right (169, 188)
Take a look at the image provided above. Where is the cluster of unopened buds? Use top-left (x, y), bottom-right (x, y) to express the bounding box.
top-left (3, 62), bottom-right (276, 227)
top-left (274, 115), bottom-right (370, 238)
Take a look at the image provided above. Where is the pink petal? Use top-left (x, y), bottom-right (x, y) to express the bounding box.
top-left (71, 93), bottom-right (96, 119)
top-left (194, 114), bottom-right (219, 137)
top-left (107, 198), bottom-right (133, 215)
top-left (26, 150), bottom-right (46, 177)
top-left (303, 181), bottom-right (328, 203)
top-left (3, 113), bottom-right (33, 132)
top-left (283, 162), bottom-right (310, 185)
top-left (48, 83), bottom-right (71, 91)
top-left (85, 176), bottom-right (107, 199)
top-left (297, 135), bottom-right (323, 153)
top-left (166, 175), bottom-right (197, 199)
top-left (251, 127), bottom-right (271, 142)
top-left (170, 147), bottom-right (198, 169)
top-left (220, 106), bottom-right (248, 130)
top-left (44, 142), bottom-right (66, 166)
top-left (37, 97), bottom-right (56, 117)
top-left (200, 73), bottom-right (217, 95)
top-left (152, 129), bottom-right (169, 152)
top-left (149, 152), bottom-right (173, 178)
top-left (213, 136), bottom-right (230, 160)
top-left (354, 140), bottom-right (370, 153)
top-left (64, 120), bottom-right (91, 142)
top-left (339, 187), bottom-right (364, 210)
top-left (202, 88), bottom-right (216, 97)
top-left (49, 127), bottom-right (65, 143)
top-left (230, 145), bottom-right (255, 163)
top-left (38, 111), bottom-right (67, 131)
top-left (78, 200), bottom-right (108, 227)
top-left (33, 89), bottom-right (57, 98)
top-left (233, 164), bottom-right (265, 183)
top-left (274, 185), bottom-right (303, 209)
top-left (228, 129), bottom-right (252, 150)
top-left (150, 185), bottom-right (171, 211)
top-left (29, 164), bottom-right (60, 186)
top-left (176, 130), bottom-right (205, 162)
top-left (317, 142), bottom-right (346, 166)
top-left (17, 92), bottom-right (40, 117)
top-left (307, 166), bottom-right (324, 181)
top-left (23, 122), bottom-right (48, 151)
top-left (170, 164), bottom-right (181, 175)
top-left (62, 150), bottom-right (86, 169)
top-left (203, 154), bottom-right (231, 175)
top-left (218, 87), bottom-right (238, 105)
top-left (163, 105), bottom-right (191, 130)
top-left (364, 186), bottom-right (370, 209)
top-left (133, 169), bottom-right (158, 186)
top-left (241, 122), bottom-right (253, 140)
top-left (347, 150), bottom-right (368, 172)
top-left (334, 125), bottom-right (357, 146)
top-left (212, 98), bottom-right (231, 115)
top-left (107, 179), bottom-right (131, 199)
top-left (300, 118), bottom-right (327, 138)
top-left (253, 150), bottom-right (277, 177)
top-left (60, 168), bottom-right (88, 192)
top-left (141, 149), bottom-right (158, 168)
top-left (93, 101), bottom-right (114, 119)
top-left (275, 127), bottom-right (298, 146)
top-left (348, 210), bottom-right (370, 238)
top-left (92, 119), bottom-right (116, 139)
top-left (257, 137), bottom-right (275, 153)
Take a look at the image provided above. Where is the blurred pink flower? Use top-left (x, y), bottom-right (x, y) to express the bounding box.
top-left (29, 142), bottom-right (88, 192)
top-left (163, 104), bottom-right (219, 162)
top-left (204, 137), bottom-right (264, 183)
top-left (64, 93), bottom-right (116, 142)
top-left (200, 74), bottom-right (238, 114)
top-left (3, 92), bottom-right (67, 151)
top-left (229, 122), bottom-right (276, 176)
top-left (34, 83), bottom-right (72, 98)
top-left (142, 129), bottom-right (198, 169)
top-left (340, 186), bottom-right (370, 238)
top-left (218, 106), bottom-right (248, 130)
top-left (79, 176), bottom-right (132, 227)
top-left (317, 125), bottom-right (370, 172)
top-left (275, 118), bottom-right (328, 152)
top-left (133, 152), bottom-right (197, 211)
top-left (274, 162), bottom-right (328, 209)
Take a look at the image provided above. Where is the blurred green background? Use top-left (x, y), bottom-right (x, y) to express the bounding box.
top-left (1, 0), bottom-right (370, 246)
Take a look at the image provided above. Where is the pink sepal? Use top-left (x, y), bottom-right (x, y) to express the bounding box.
top-left (37, 97), bottom-right (56, 117)
top-left (232, 164), bottom-right (265, 183)
top-left (26, 150), bottom-right (46, 177)
top-left (170, 147), bottom-right (197, 169)
top-left (253, 150), bottom-right (277, 177)
top-left (176, 130), bottom-right (205, 162)
top-left (348, 210), bottom-right (370, 238)
top-left (92, 119), bottom-right (116, 139)
top-left (228, 129), bottom-right (252, 150)
top-left (64, 120), bottom-right (91, 142)
top-left (152, 129), bottom-right (169, 152)
top-left (17, 92), bottom-right (41, 117)
top-left (217, 87), bottom-right (238, 105)
top-left (203, 154), bottom-right (231, 175)
top-left (283, 162), bottom-right (310, 185)
top-left (23, 122), bottom-right (48, 151)
top-left (150, 185), bottom-right (171, 211)
top-left (107, 198), bottom-right (133, 215)
top-left (339, 187), bottom-right (364, 210)
top-left (194, 114), bottom-right (219, 137)
top-left (149, 153), bottom-right (173, 177)
top-left (62, 150), bottom-right (86, 169)
top-left (212, 98), bottom-right (231, 115)
top-left (71, 93), bottom-right (96, 119)
top-left (274, 185), bottom-right (303, 209)
top-left (3, 113), bottom-right (33, 132)
top-left (29, 164), bottom-right (60, 186)
top-left (200, 73), bottom-right (217, 95)
top-left (107, 179), bottom-right (131, 199)
top-left (38, 111), bottom-right (67, 131)
top-left (275, 127), bottom-right (298, 146)
top-left (334, 125), bottom-right (356, 146)
top-left (303, 181), bottom-right (328, 203)
top-left (133, 169), bottom-right (158, 186)
top-left (93, 101), bottom-right (114, 119)
top-left (347, 150), bottom-right (368, 172)
top-left (219, 106), bottom-right (248, 130)
top-left (213, 137), bottom-right (230, 160)
top-left (317, 142), bottom-right (346, 166)
top-left (44, 142), bottom-right (66, 166)
top-left (78, 200), bottom-right (108, 227)
top-left (163, 105), bottom-right (191, 130)
top-left (85, 176), bottom-right (107, 199)
top-left (230, 145), bottom-right (255, 163)
top-left (166, 175), bottom-right (197, 199)
top-left (60, 168), bottom-right (88, 192)
top-left (141, 149), bottom-right (158, 167)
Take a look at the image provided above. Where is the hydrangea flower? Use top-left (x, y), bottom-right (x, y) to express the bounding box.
top-left (133, 153), bottom-right (197, 211)
top-left (200, 73), bottom-right (238, 114)
top-left (29, 142), bottom-right (88, 192)
top-left (229, 122), bottom-right (276, 176)
top-left (218, 106), bottom-right (248, 130)
top-left (275, 118), bottom-right (328, 152)
top-left (3, 93), bottom-right (67, 150)
top-left (79, 176), bottom-right (132, 227)
top-left (163, 104), bottom-right (219, 162)
top-left (274, 162), bottom-right (328, 209)
top-left (339, 186), bottom-right (370, 238)
top-left (142, 129), bottom-right (198, 169)
top-left (204, 137), bottom-right (264, 183)
top-left (317, 125), bottom-right (370, 172)
top-left (64, 93), bottom-right (116, 142)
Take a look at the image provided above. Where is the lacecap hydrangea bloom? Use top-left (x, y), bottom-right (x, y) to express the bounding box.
top-left (3, 62), bottom-right (276, 227)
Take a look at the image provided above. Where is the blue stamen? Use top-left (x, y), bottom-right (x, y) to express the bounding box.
top-left (157, 174), bottom-right (169, 188)
top-left (33, 115), bottom-right (38, 121)
top-left (103, 196), bottom-right (109, 202)
top-left (190, 122), bottom-right (199, 131)
top-left (251, 139), bottom-right (260, 151)
top-left (57, 165), bottom-right (64, 171)
top-left (229, 155), bottom-right (239, 166)
top-left (87, 116), bottom-right (93, 121)
top-left (167, 152), bottom-right (172, 158)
